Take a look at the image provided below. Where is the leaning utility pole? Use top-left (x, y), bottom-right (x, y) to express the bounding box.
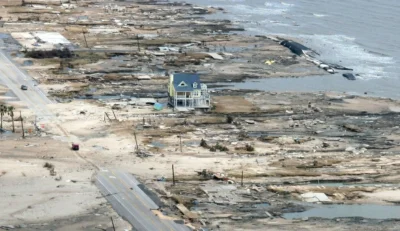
top-left (111, 109), bottom-right (117, 120)
top-left (104, 112), bottom-right (111, 122)
top-left (110, 217), bottom-right (116, 231)
top-left (82, 29), bottom-right (88, 48)
top-left (133, 131), bottom-right (139, 154)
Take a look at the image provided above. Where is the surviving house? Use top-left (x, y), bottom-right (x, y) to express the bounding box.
top-left (168, 73), bottom-right (210, 109)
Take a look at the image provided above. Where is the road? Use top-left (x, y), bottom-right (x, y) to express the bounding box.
top-left (0, 49), bottom-right (81, 138)
top-left (96, 169), bottom-right (191, 231)
top-left (0, 50), bottom-right (54, 122)
top-left (0, 49), bottom-right (189, 230)
top-left (0, 49), bottom-right (95, 167)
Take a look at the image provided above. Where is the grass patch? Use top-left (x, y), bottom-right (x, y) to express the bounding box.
top-left (34, 58), bottom-right (61, 66)
top-left (210, 143), bottom-right (229, 152)
top-left (70, 52), bottom-right (108, 66)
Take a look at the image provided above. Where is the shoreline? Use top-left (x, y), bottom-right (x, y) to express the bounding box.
top-left (182, 0), bottom-right (400, 99)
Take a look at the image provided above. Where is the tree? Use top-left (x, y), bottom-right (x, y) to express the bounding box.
top-left (8, 106), bottom-right (15, 133)
top-left (0, 104), bottom-right (6, 132)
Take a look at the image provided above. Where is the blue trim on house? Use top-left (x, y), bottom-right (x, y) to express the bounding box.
top-left (173, 73), bottom-right (200, 92)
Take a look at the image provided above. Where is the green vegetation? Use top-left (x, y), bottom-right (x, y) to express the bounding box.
top-left (0, 104), bottom-right (16, 133)
top-left (8, 106), bottom-right (15, 132)
top-left (200, 139), bottom-right (209, 148)
top-left (0, 104), bottom-right (6, 131)
top-left (245, 144), bottom-right (255, 152)
top-left (210, 142), bottom-right (229, 152)
top-left (200, 139), bottom-right (229, 152)
top-left (226, 115), bottom-right (234, 124)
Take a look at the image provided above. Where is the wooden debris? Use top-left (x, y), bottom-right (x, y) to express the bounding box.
top-left (176, 203), bottom-right (198, 219)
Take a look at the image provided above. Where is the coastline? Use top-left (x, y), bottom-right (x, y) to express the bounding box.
top-left (182, 0), bottom-right (400, 99)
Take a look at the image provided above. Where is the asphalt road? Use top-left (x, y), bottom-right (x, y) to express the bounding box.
top-left (0, 49), bottom-right (189, 230)
top-left (0, 49), bottom-right (94, 166)
top-left (96, 169), bottom-right (191, 231)
top-left (0, 50), bottom-right (80, 137)
top-left (0, 50), bottom-right (53, 121)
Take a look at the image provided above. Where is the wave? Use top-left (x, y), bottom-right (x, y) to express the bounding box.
top-left (312, 13), bottom-right (326, 18)
top-left (299, 34), bottom-right (395, 80)
top-left (281, 2), bottom-right (294, 7)
top-left (223, 1), bottom-right (293, 17)
top-left (228, 3), bottom-right (290, 16)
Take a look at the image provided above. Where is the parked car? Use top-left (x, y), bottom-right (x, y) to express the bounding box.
top-left (72, 143), bottom-right (79, 151)
top-left (21, 85), bottom-right (28, 90)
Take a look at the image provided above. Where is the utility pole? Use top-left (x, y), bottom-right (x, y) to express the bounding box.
top-left (133, 131), bottom-right (139, 154)
top-left (111, 109), bottom-right (117, 120)
top-left (20, 111), bottom-right (24, 138)
top-left (172, 164), bottom-right (175, 186)
top-left (110, 217), bottom-right (116, 231)
top-left (179, 134), bottom-right (182, 152)
top-left (82, 29), bottom-right (88, 48)
top-left (136, 34), bottom-right (140, 52)
top-left (104, 112), bottom-right (111, 122)
top-left (241, 170), bottom-right (244, 187)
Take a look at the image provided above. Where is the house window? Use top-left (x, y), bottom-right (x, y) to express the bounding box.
top-left (193, 82), bottom-right (198, 88)
top-left (178, 81), bottom-right (187, 87)
top-left (193, 91), bottom-right (200, 97)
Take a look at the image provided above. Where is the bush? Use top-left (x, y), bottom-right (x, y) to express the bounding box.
top-left (245, 144), bottom-right (255, 152)
top-left (43, 162), bottom-right (54, 169)
top-left (212, 143), bottom-right (229, 152)
top-left (217, 143), bottom-right (229, 152)
top-left (226, 115), bottom-right (234, 124)
top-left (200, 139), bottom-right (209, 148)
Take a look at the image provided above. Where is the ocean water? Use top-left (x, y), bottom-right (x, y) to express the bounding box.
top-left (184, 0), bottom-right (400, 98)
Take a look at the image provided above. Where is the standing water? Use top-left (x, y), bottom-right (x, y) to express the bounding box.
top-left (283, 204), bottom-right (400, 219)
top-left (182, 0), bottom-right (400, 220)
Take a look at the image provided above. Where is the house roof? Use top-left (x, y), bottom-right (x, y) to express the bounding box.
top-left (173, 73), bottom-right (201, 92)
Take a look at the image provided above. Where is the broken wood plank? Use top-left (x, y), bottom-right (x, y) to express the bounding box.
top-left (176, 203), bottom-right (198, 219)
